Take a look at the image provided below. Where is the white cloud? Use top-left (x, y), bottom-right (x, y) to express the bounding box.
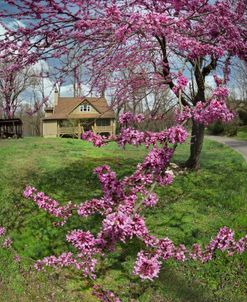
top-left (33, 60), bottom-right (50, 73)
top-left (205, 75), bottom-right (217, 89)
top-left (59, 83), bottom-right (92, 97)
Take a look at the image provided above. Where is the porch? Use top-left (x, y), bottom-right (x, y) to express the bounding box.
top-left (57, 126), bottom-right (82, 138)
top-left (57, 119), bottom-right (115, 138)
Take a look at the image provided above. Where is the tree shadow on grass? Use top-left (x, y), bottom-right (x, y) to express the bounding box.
top-left (98, 239), bottom-right (218, 302)
top-left (12, 156), bottom-right (140, 258)
top-left (157, 266), bottom-right (216, 302)
top-left (33, 157), bottom-right (140, 203)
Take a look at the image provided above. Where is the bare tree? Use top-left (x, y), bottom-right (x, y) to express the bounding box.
top-left (0, 61), bottom-right (37, 118)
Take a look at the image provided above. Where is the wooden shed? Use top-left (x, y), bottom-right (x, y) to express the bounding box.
top-left (0, 118), bottom-right (23, 139)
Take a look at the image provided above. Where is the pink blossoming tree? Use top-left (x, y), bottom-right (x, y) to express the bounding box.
top-left (0, 1), bottom-right (247, 300)
top-left (0, 0), bottom-right (246, 167)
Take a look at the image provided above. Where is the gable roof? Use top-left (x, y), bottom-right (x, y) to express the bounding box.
top-left (43, 97), bottom-right (115, 120)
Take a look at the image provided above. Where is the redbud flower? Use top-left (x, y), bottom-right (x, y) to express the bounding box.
top-left (0, 227), bottom-right (6, 237)
top-left (3, 237), bottom-right (13, 248)
top-left (133, 251), bottom-right (161, 280)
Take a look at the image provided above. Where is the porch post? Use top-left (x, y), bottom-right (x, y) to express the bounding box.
top-left (112, 119), bottom-right (116, 135)
top-left (78, 120), bottom-right (81, 139)
top-left (93, 121), bottom-right (97, 134)
top-left (57, 120), bottom-right (59, 137)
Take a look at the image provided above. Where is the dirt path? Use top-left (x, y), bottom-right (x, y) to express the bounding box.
top-left (206, 135), bottom-right (247, 161)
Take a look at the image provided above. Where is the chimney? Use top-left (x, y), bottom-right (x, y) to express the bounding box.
top-left (54, 88), bottom-right (59, 106)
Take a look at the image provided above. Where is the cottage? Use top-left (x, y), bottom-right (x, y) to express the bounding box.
top-left (42, 91), bottom-right (116, 138)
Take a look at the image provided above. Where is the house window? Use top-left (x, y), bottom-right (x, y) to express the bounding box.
top-left (80, 104), bottom-right (91, 112)
top-left (96, 119), bottom-right (111, 127)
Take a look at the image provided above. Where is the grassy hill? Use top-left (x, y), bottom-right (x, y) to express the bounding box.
top-left (0, 137), bottom-right (246, 301)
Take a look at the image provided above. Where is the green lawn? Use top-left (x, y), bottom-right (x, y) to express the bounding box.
top-left (0, 137), bottom-right (246, 302)
top-left (236, 125), bottom-right (247, 141)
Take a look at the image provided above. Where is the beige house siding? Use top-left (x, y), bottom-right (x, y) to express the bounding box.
top-left (43, 120), bottom-right (57, 137)
top-left (71, 102), bottom-right (98, 115)
top-left (42, 95), bottom-right (116, 138)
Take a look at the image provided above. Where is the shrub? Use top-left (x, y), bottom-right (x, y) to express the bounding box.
top-left (224, 122), bottom-right (238, 136)
top-left (237, 109), bottom-right (247, 125)
top-left (207, 121), bottom-right (225, 135)
top-left (207, 120), bottom-right (238, 137)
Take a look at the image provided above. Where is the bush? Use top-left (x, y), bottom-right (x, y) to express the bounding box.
top-left (207, 120), bottom-right (238, 137)
top-left (224, 122), bottom-right (238, 136)
top-left (237, 109), bottom-right (247, 125)
top-left (207, 121), bottom-right (225, 135)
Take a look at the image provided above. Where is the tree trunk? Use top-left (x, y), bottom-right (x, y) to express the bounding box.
top-left (185, 120), bottom-right (205, 170)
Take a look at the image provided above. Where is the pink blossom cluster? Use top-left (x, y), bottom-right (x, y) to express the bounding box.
top-left (3, 238), bottom-right (13, 249)
top-left (23, 186), bottom-right (75, 225)
top-left (175, 106), bottom-right (192, 124)
top-left (94, 165), bottom-right (124, 200)
top-left (65, 230), bottom-right (101, 277)
top-left (193, 100), bottom-right (234, 126)
top-left (143, 192), bottom-right (158, 207)
top-left (120, 146), bottom-right (174, 191)
top-left (133, 226), bottom-right (247, 280)
top-left (81, 131), bottom-right (105, 147)
top-left (77, 198), bottom-right (113, 217)
top-left (0, 226), bottom-right (12, 249)
top-left (99, 211), bottom-right (148, 245)
top-left (133, 251), bottom-right (161, 280)
top-left (212, 87), bottom-right (229, 99)
top-left (101, 211), bottom-right (134, 243)
top-left (117, 127), bottom-right (146, 147)
top-left (165, 126), bottom-right (188, 144)
top-left (194, 86), bottom-right (234, 125)
top-left (66, 230), bottom-right (100, 255)
top-left (142, 146), bottom-right (174, 180)
top-left (117, 124), bottom-right (188, 148)
top-left (34, 251), bottom-right (98, 278)
top-left (119, 112), bottom-right (145, 126)
top-left (0, 227), bottom-right (6, 237)
top-left (172, 73), bottom-right (188, 94)
top-left (174, 85), bottom-right (234, 126)
top-left (34, 252), bottom-right (76, 270)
